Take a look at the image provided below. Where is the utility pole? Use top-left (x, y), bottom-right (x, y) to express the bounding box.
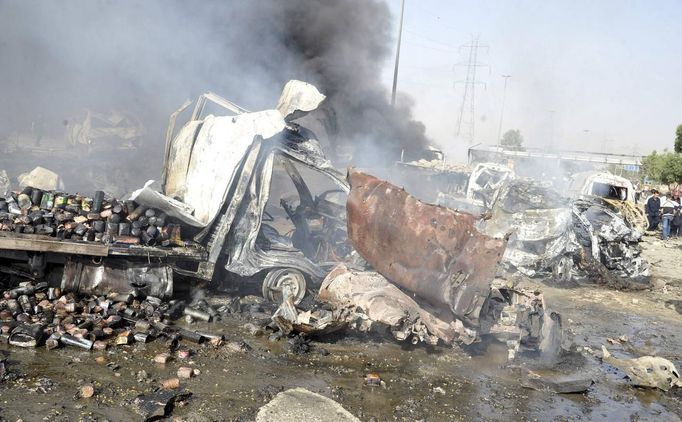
top-left (391, 0), bottom-right (406, 107)
top-left (496, 74), bottom-right (511, 146)
top-left (455, 36), bottom-right (488, 144)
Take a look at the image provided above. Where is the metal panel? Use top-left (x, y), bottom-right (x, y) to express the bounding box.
top-left (346, 170), bottom-right (507, 327)
top-left (0, 232), bottom-right (108, 256)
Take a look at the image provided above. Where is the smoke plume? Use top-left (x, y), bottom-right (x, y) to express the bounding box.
top-left (0, 0), bottom-right (428, 191)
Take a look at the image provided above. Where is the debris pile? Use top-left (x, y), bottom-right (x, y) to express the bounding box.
top-left (273, 170), bottom-right (563, 361)
top-left (602, 346), bottom-right (681, 391)
top-left (0, 187), bottom-right (184, 246)
top-left (0, 280), bottom-right (221, 351)
top-left (450, 163), bottom-right (650, 283)
top-left (573, 198), bottom-right (648, 279)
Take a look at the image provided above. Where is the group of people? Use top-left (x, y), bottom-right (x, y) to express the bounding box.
top-left (645, 189), bottom-right (682, 239)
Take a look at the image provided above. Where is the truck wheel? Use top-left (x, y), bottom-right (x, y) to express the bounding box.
top-left (262, 268), bottom-right (307, 305)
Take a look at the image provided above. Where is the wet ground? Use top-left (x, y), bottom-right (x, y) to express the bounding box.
top-left (1, 237), bottom-right (682, 421)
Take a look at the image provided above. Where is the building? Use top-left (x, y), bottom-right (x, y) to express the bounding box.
top-left (468, 144), bottom-right (643, 182)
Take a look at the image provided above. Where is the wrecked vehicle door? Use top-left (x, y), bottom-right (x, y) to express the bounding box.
top-left (137, 81), bottom-right (349, 301)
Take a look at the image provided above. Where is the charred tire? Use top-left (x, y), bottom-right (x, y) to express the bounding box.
top-left (552, 255), bottom-right (573, 284)
top-left (261, 268), bottom-right (307, 305)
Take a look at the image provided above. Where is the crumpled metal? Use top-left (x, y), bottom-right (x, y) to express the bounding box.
top-left (346, 169), bottom-right (507, 328)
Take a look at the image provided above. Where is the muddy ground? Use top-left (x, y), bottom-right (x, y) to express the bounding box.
top-left (1, 237), bottom-right (681, 421)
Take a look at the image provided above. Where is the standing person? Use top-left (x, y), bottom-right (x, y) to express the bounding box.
top-left (645, 189), bottom-right (661, 231)
top-left (660, 195), bottom-right (679, 240)
top-left (673, 206), bottom-right (682, 237)
top-left (671, 189), bottom-right (682, 236)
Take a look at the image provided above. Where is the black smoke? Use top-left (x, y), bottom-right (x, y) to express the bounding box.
top-left (0, 0), bottom-right (429, 189)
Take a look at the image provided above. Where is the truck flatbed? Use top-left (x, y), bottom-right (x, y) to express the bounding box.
top-left (0, 231), bottom-right (206, 261)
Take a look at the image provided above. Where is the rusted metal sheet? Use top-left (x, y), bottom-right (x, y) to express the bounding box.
top-left (346, 170), bottom-right (507, 327)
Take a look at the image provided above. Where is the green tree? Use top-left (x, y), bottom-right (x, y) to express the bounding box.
top-left (500, 129), bottom-right (524, 149)
top-left (675, 124), bottom-right (682, 153)
top-left (641, 150), bottom-right (682, 184)
top-left (641, 150), bottom-right (663, 181)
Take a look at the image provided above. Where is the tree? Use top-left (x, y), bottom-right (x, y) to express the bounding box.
top-left (641, 151), bottom-right (664, 182)
top-left (500, 129), bottom-right (524, 149)
top-left (641, 150), bottom-right (682, 184)
top-left (675, 124), bottom-right (682, 153)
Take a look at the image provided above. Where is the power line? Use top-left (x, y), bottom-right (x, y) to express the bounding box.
top-left (454, 36), bottom-right (488, 144)
top-left (497, 74), bottom-right (512, 145)
top-left (403, 27), bottom-right (459, 49)
top-left (402, 38), bottom-right (459, 53)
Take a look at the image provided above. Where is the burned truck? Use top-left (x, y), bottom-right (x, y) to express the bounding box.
top-left (0, 81), bottom-right (562, 359)
top-left (0, 81), bottom-right (351, 303)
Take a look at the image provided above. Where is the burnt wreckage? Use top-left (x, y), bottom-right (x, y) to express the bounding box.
top-left (273, 168), bottom-right (561, 357)
top-left (0, 81), bottom-right (560, 357)
top-left (439, 163), bottom-right (648, 284)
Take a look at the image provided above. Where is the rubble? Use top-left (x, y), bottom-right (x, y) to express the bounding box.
top-left (79, 384), bottom-right (96, 398)
top-left (255, 387), bottom-right (360, 422)
top-left (364, 372), bottom-right (384, 387)
top-left (17, 166), bottom-right (64, 191)
top-left (177, 367), bottom-right (194, 379)
top-left (0, 280), bottom-right (221, 352)
top-left (442, 163), bottom-right (649, 284)
top-left (318, 265), bottom-right (466, 345)
top-left (520, 370), bottom-right (594, 394)
top-left (133, 388), bottom-right (192, 421)
top-left (160, 377), bottom-right (181, 389)
top-left (601, 346), bottom-right (682, 391)
top-left (154, 353), bottom-right (172, 364)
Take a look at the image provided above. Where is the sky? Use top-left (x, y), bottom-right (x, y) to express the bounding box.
top-left (381, 0), bottom-right (682, 161)
top-left (1, 0), bottom-right (680, 168)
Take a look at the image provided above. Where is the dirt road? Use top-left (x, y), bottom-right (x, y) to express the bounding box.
top-left (1, 238), bottom-right (681, 421)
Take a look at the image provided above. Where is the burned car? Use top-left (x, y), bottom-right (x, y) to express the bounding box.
top-left (439, 163), bottom-right (648, 283)
top-left (66, 110), bottom-right (144, 149)
top-left (567, 171), bottom-right (648, 233)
